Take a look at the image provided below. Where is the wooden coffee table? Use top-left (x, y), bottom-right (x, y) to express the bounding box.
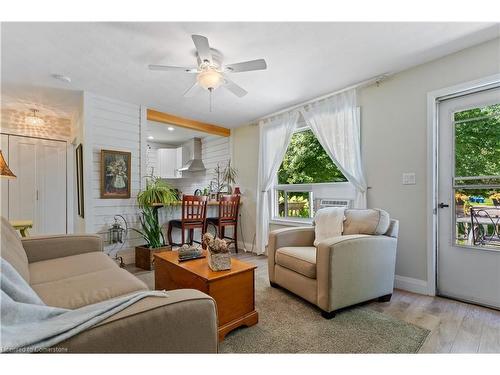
top-left (154, 250), bottom-right (258, 341)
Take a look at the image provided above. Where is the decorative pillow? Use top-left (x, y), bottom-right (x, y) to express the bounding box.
top-left (313, 207), bottom-right (345, 246)
top-left (342, 208), bottom-right (390, 235)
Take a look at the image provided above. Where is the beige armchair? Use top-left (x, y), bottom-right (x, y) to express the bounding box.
top-left (268, 209), bottom-right (399, 319)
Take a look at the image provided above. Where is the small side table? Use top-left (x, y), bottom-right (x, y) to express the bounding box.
top-left (10, 220), bottom-right (33, 237)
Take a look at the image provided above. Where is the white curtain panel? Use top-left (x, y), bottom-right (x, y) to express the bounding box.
top-left (301, 89), bottom-right (367, 208)
top-left (255, 111), bottom-right (299, 254)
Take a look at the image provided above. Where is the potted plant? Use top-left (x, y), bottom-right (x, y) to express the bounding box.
top-left (455, 192), bottom-right (468, 205)
top-left (210, 160), bottom-right (238, 199)
top-left (490, 192), bottom-right (500, 207)
top-left (455, 192), bottom-right (469, 217)
top-left (134, 177), bottom-right (177, 270)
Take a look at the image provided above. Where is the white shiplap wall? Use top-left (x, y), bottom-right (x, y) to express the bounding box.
top-left (84, 92), bottom-right (144, 264)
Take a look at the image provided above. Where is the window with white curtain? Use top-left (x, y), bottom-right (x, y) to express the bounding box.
top-left (271, 124), bottom-right (350, 224)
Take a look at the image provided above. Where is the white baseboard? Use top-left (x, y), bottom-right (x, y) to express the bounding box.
top-left (394, 275), bottom-right (429, 295)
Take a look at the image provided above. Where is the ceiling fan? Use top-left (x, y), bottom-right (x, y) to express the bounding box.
top-left (148, 34), bottom-right (267, 108)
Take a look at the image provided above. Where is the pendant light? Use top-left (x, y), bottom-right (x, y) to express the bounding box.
top-left (25, 109), bottom-right (45, 126)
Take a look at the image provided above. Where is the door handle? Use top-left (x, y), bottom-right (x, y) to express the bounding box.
top-left (438, 203), bottom-right (449, 208)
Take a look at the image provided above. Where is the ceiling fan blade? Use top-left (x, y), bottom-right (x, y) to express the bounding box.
top-left (222, 76), bottom-right (248, 98)
top-left (191, 35), bottom-right (212, 64)
top-left (183, 82), bottom-right (204, 98)
top-left (225, 59), bottom-right (267, 73)
top-left (148, 65), bottom-right (198, 73)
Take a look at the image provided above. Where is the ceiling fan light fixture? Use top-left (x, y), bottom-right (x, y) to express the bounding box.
top-left (197, 69), bottom-right (223, 90)
top-left (25, 109), bottom-right (45, 126)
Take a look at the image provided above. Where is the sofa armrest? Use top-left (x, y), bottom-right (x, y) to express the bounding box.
top-left (316, 234), bottom-right (397, 312)
top-left (22, 234), bottom-right (103, 263)
top-left (55, 289), bottom-right (218, 353)
top-left (268, 226), bottom-right (315, 282)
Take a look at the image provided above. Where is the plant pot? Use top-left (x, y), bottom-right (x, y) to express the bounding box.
top-left (493, 199), bottom-right (500, 207)
top-left (135, 245), bottom-right (171, 270)
top-left (207, 251), bottom-right (231, 271)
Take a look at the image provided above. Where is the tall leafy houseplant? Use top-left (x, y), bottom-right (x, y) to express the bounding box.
top-left (133, 177), bottom-right (177, 270)
top-left (135, 206), bottom-right (165, 249)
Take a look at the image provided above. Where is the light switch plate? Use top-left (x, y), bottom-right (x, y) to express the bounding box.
top-left (402, 172), bottom-right (416, 185)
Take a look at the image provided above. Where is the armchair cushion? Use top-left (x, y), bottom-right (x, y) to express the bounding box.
top-left (275, 246), bottom-right (317, 279)
top-left (267, 226), bottom-right (315, 283)
top-left (343, 208), bottom-right (390, 235)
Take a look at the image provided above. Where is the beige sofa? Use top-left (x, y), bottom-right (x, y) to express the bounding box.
top-left (1, 217), bottom-right (218, 353)
top-left (268, 209), bottom-right (399, 318)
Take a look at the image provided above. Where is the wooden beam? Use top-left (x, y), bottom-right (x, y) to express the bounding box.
top-left (147, 109), bottom-right (231, 137)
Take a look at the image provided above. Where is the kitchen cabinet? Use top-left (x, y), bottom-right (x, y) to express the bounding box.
top-left (157, 147), bottom-right (182, 178)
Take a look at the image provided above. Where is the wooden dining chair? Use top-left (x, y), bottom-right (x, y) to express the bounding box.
top-left (167, 195), bottom-right (208, 246)
top-left (205, 194), bottom-right (240, 253)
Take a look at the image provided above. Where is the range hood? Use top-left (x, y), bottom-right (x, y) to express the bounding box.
top-left (177, 138), bottom-right (206, 172)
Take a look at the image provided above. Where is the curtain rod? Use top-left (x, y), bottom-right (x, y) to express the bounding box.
top-left (253, 73), bottom-right (390, 124)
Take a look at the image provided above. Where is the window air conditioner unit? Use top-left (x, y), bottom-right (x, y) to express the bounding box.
top-left (318, 199), bottom-right (351, 209)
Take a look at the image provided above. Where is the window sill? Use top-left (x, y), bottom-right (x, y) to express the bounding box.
top-left (269, 218), bottom-right (313, 227)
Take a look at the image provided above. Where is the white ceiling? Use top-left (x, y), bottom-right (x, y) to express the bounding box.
top-left (1, 22), bottom-right (499, 127)
top-left (147, 120), bottom-right (212, 145)
top-left (1, 83), bottom-right (82, 119)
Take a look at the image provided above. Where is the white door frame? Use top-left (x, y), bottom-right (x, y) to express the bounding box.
top-left (426, 73), bottom-right (500, 296)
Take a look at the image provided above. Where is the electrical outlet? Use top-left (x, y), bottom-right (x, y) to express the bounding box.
top-left (402, 172), bottom-right (416, 185)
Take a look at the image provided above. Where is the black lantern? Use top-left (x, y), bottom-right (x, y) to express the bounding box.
top-left (109, 217), bottom-right (125, 244)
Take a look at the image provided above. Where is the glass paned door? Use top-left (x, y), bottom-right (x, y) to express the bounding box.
top-left (437, 87), bottom-right (500, 310)
top-left (453, 104), bottom-right (500, 249)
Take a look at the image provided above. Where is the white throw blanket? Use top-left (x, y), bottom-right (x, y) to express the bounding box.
top-left (0, 258), bottom-right (168, 353)
top-left (313, 207), bottom-right (346, 246)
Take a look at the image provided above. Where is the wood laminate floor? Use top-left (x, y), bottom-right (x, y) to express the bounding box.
top-left (232, 251), bottom-right (500, 353)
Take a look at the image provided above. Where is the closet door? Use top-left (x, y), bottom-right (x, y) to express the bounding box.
top-left (8, 136), bottom-right (67, 235)
top-left (8, 136), bottom-right (38, 232)
top-left (37, 139), bottom-right (66, 234)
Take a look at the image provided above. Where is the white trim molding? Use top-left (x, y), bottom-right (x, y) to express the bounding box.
top-left (426, 73), bottom-right (500, 297)
top-left (394, 275), bottom-right (429, 295)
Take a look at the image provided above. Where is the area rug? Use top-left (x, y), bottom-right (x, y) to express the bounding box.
top-left (135, 269), bottom-right (429, 353)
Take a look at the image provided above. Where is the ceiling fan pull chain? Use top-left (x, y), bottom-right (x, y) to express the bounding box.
top-left (209, 87), bottom-right (213, 112)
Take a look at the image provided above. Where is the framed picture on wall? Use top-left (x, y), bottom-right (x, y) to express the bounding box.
top-left (75, 143), bottom-right (84, 218)
top-left (100, 149), bottom-right (131, 199)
